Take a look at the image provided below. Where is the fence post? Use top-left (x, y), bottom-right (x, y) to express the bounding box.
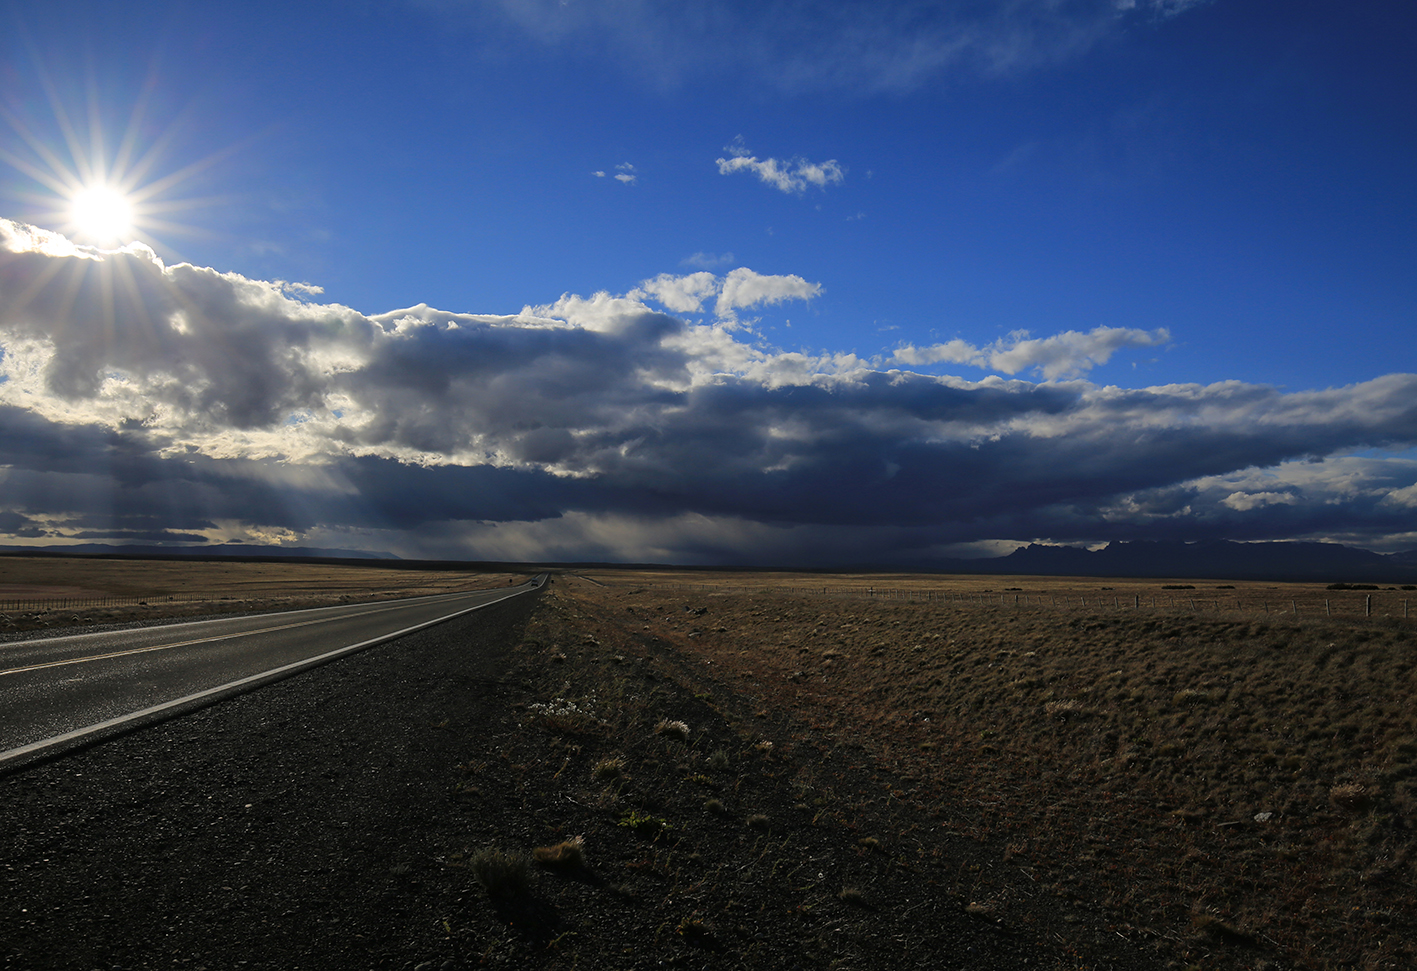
top-left (1366, 595), bottom-right (1372, 618)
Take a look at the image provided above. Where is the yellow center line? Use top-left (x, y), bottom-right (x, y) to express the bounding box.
top-left (0, 597), bottom-right (463, 678)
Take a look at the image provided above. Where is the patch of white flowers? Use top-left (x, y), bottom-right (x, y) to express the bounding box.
top-left (528, 696), bottom-right (604, 724)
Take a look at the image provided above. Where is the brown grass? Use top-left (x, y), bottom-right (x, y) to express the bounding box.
top-left (0, 555), bottom-right (520, 631)
top-left (560, 568), bottom-right (1417, 971)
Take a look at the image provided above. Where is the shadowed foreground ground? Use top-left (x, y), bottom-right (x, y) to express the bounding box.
top-left (5, 570), bottom-right (1411, 969)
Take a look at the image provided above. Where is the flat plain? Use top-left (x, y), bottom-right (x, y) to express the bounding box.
top-left (3, 558), bottom-right (1414, 970)
top-left (556, 569), bottom-right (1416, 970)
top-left (0, 555), bottom-right (518, 633)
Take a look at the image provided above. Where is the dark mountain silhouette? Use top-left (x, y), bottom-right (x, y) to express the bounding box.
top-left (978, 540), bottom-right (1417, 583)
top-left (0, 543), bottom-right (397, 561)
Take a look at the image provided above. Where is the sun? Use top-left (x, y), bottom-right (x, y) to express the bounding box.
top-left (1, 73), bottom-right (234, 258)
top-left (69, 183), bottom-right (135, 245)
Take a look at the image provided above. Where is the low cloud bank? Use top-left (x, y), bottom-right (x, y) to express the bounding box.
top-left (2, 217), bottom-right (1414, 563)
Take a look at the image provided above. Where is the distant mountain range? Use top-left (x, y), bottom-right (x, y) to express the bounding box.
top-left (958, 540), bottom-right (1417, 583)
top-left (0, 543), bottom-right (397, 561)
top-left (2, 538), bottom-right (1416, 583)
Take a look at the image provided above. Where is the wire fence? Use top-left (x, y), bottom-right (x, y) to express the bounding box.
top-left (0, 593), bottom-right (195, 614)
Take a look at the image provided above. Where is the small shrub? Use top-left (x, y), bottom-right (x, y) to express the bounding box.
top-left (618, 809), bottom-right (672, 835)
top-left (470, 847), bottom-right (531, 896)
top-left (707, 748), bottom-right (731, 770)
top-left (746, 813), bottom-right (771, 830)
top-left (704, 797), bottom-right (726, 815)
top-left (839, 887), bottom-right (867, 906)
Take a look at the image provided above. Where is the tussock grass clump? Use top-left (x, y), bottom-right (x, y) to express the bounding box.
top-left (591, 756), bottom-right (626, 781)
top-left (533, 836), bottom-right (586, 868)
top-left (655, 718), bottom-right (690, 741)
top-left (1172, 687), bottom-right (1221, 706)
top-left (1329, 782), bottom-right (1373, 812)
top-left (1042, 698), bottom-right (1085, 718)
top-left (470, 847), bottom-right (531, 897)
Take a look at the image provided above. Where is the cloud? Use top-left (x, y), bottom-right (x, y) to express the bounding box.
top-left (629, 267), bottom-right (822, 319)
top-left (431, 0), bottom-right (1216, 94)
top-left (681, 251), bottom-right (734, 270)
top-left (2, 216), bottom-right (1415, 563)
top-left (894, 326), bottom-right (1171, 380)
top-left (717, 140), bottom-right (844, 194)
top-left (594, 163), bottom-right (637, 184)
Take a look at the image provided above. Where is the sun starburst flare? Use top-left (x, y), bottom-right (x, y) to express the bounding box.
top-left (68, 183), bottom-right (135, 244)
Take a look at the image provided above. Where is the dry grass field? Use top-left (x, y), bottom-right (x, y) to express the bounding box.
top-left (0, 555), bottom-right (518, 632)
top-left (553, 570), bottom-right (1417, 970)
top-left (5, 557), bottom-right (1413, 968)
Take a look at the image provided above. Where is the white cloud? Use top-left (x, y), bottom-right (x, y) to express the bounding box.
top-left (894, 326), bottom-right (1170, 380)
top-left (1385, 484), bottom-right (1417, 508)
top-left (615, 268), bottom-right (822, 319)
top-left (614, 162), bottom-right (637, 184)
top-left (636, 272), bottom-right (720, 313)
top-left (716, 140), bottom-right (844, 194)
top-left (1221, 491), bottom-right (1298, 512)
top-left (714, 267), bottom-right (821, 316)
top-left (3, 216), bottom-right (1416, 562)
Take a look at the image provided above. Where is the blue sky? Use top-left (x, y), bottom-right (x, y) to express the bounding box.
top-left (0, 0), bottom-right (1414, 565)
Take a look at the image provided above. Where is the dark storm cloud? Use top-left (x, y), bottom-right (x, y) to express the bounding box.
top-left (2, 217), bottom-right (1415, 561)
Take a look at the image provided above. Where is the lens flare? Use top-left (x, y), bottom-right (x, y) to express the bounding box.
top-left (69, 183), bottom-right (134, 244)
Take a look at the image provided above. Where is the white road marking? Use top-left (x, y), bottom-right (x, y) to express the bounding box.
top-left (0, 582), bottom-right (536, 768)
top-left (0, 599), bottom-right (437, 678)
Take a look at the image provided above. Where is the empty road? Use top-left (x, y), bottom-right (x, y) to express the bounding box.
top-left (0, 577), bottom-right (542, 768)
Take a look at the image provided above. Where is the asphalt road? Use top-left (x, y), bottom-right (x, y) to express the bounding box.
top-left (0, 577), bottom-right (542, 769)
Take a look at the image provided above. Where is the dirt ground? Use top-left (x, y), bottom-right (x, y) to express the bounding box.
top-left (4, 560), bottom-right (1412, 969)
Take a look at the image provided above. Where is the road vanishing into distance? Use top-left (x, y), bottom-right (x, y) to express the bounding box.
top-left (0, 577), bottom-right (542, 770)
